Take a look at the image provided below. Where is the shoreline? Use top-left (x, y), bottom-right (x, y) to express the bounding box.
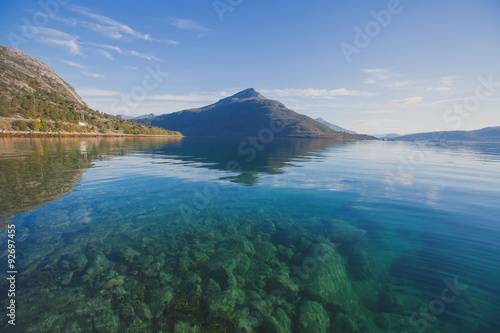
top-left (0, 130), bottom-right (183, 138)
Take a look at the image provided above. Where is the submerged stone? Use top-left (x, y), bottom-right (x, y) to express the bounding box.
top-left (147, 285), bottom-right (175, 318)
top-left (296, 301), bottom-right (330, 333)
top-left (174, 321), bottom-right (201, 333)
top-left (299, 243), bottom-right (359, 313)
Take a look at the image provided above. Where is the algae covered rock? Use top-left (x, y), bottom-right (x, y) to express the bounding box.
top-left (266, 273), bottom-right (299, 301)
top-left (93, 308), bottom-right (119, 333)
top-left (300, 243), bottom-right (359, 313)
top-left (322, 218), bottom-right (366, 245)
top-left (263, 307), bottom-right (292, 333)
top-left (296, 301), bottom-right (330, 333)
top-left (174, 321), bottom-right (201, 333)
top-left (207, 287), bottom-right (245, 314)
top-left (147, 285), bottom-right (175, 318)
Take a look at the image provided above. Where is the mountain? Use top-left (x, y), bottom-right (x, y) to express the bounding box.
top-left (315, 117), bottom-right (356, 134)
top-left (0, 46), bottom-right (180, 136)
top-left (117, 113), bottom-right (157, 120)
top-left (116, 114), bottom-right (135, 120)
top-left (135, 88), bottom-right (374, 139)
top-left (396, 126), bottom-right (500, 142)
top-left (136, 113), bottom-right (157, 119)
top-left (373, 133), bottom-right (402, 139)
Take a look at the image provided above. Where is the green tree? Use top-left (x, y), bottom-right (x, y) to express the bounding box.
top-left (28, 121), bottom-right (41, 131)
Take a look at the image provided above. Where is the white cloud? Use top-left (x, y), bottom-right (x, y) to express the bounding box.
top-left (363, 68), bottom-right (410, 88)
top-left (64, 60), bottom-right (85, 68)
top-left (128, 50), bottom-right (160, 61)
top-left (92, 44), bottom-right (160, 61)
top-left (389, 96), bottom-right (423, 106)
top-left (157, 38), bottom-right (181, 45)
top-left (26, 27), bottom-right (82, 55)
top-left (35, 13), bottom-right (78, 27)
top-left (64, 5), bottom-right (180, 45)
top-left (67, 5), bottom-right (151, 40)
top-left (167, 18), bottom-right (212, 36)
top-left (96, 49), bottom-right (114, 60)
top-left (81, 71), bottom-right (104, 79)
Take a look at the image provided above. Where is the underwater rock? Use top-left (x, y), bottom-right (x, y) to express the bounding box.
top-left (59, 271), bottom-right (74, 285)
top-left (331, 313), bottom-right (364, 332)
top-left (64, 252), bottom-right (88, 272)
top-left (193, 250), bottom-right (210, 264)
top-left (204, 278), bottom-right (221, 297)
top-left (296, 301), bottom-right (330, 333)
top-left (119, 305), bottom-right (135, 324)
top-left (174, 321), bottom-right (201, 333)
top-left (86, 253), bottom-right (111, 279)
top-left (277, 245), bottom-right (294, 261)
top-left (135, 303), bottom-right (153, 321)
top-left (103, 275), bottom-right (125, 289)
top-left (25, 311), bottom-right (61, 332)
top-left (207, 287), bottom-right (246, 314)
top-left (255, 241), bottom-right (278, 262)
top-left (266, 274), bottom-right (299, 301)
top-left (321, 218), bottom-right (366, 245)
top-left (110, 246), bottom-right (141, 263)
top-left (254, 219), bottom-right (276, 235)
top-left (93, 308), bottom-right (119, 333)
top-left (147, 285), bottom-right (175, 318)
top-left (137, 254), bottom-right (154, 266)
top-left (125, 317), bottom-right (155, 332)
top-left (183, 272), bottom-right (203, 297)
top-left (232, 307), bottom-right (255, 333)
top-left (263, 307), bottom-right (292, 333)
top-left (159, 271), bottom-right (176, 285)
top-left (299, 243), bottom-right (359, 313)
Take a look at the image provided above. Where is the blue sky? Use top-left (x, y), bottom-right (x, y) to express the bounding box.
top-left (1, 0), bottom-right (499, 135)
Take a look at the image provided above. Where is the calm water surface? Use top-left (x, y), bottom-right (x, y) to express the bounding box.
top-left (0, 137), bottom-right (499, 332)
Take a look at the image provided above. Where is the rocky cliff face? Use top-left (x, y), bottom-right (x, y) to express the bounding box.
top-left (0, 46), bottom-right (86, 107)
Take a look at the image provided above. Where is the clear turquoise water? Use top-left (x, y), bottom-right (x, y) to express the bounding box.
top-left (0, 137), bottom-right (499, 332)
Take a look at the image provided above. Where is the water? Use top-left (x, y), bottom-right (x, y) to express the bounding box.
top-left (0, 137), bottom-right (499, 332)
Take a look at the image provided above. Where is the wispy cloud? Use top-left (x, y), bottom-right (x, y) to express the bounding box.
top-left (389, 96), bottom-right (422, 106)
top-left (81, 71), bottom-right (104, 79)
top-left (67, 5), bottom-right (151, 40)
top-left (25, 27), bottom-right (82, 55)
top-left (96, 49), bottom-right (114, 60)
top-left (63, 5), bottom-right (180, 45)
top-left (363, 68), bottom-right (411, 88)
top-left (167, 18), bottom-right (212, 36)
top-left (425, 75), bottom-right (458, 92)
top-left (35, 13), bottom-right (78, 27)
top-left (262, 88), bottom-right (375, 99)
top-left (92, 44), bottom-right (160, 61)
top-left (64, 60), bottom-right (85, 68)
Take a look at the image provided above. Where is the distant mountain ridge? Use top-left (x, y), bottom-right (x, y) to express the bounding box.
top-left (134, 89), bottom-right (374, 139)
top-left (315, 118), bottom-right (356, 134)
top-left (396, 126), bottom-right (500, 142)
top-left (374, 133), bottom-right (402, 139)
top-left (116, 113), bottom-right (157, 120)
